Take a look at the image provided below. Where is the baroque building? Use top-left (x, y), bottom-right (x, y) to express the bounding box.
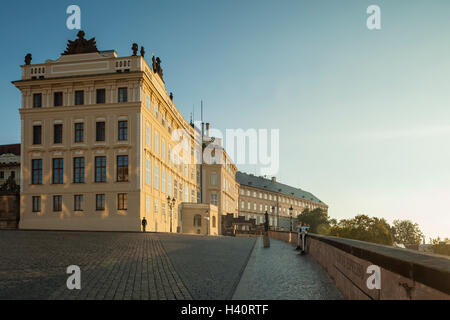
top-left (0, 144), bottom-right (21, 187)
top-left (13, 31), bottom-right (203, 232)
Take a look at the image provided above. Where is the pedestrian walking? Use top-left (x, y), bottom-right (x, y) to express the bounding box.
top-left (142, 217), bottom-right (147, 232)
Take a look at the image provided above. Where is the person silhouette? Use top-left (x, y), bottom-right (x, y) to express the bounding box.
top-left (142, 217), bottom-right (147, 232)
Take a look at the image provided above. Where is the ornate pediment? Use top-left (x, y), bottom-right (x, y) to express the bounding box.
top-left (62, 31), bottom-right (99, 55)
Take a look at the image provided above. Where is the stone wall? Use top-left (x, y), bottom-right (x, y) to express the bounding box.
top-left (269, 230), bottom-right (450, 300)
top-left (0, 194), bottom-right (19, 229)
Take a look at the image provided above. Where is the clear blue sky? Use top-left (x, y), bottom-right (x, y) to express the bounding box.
top-left (1, 0), bottom-right (449, 239)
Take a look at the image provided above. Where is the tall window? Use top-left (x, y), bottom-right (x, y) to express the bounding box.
top-left (161, 170), bottom-right (166, 193)
top-left (32, 196), bottom-right (41, 212)
top-left (118, 193), bottom-right (128, 210)
top-left (117, 155), bottom-right (128, 182)
top-left (185, 186), bottom-right (189, 202)
top-left (75, 90), bottom-right (84, 105)
top-left (145, 159), bottom-right (151, 185)
top-left (146, 195), bottom-right (151, 213)
top-left (95, 156), bottom-right (106, 182)
top-left (53, 195), bottom-right (62, 212)
top-left (162, 140), bottom-right (166, 159)
top-left (168, 174), bottom-right (172, 196)
top-left (74, 195), bottom-right (83, 211)
top-left (210, 173), bottom-right (217, 186)
top-left (32, 159), bottom-right (42, 185)
top-left (194, 215), bottom-right (202, 227)
top-left (96, 89), bottom-right (106, 104)
top-left (174, 179), bottom-right (177, 199)
top-left (118, 121), bottom-right (128, 141)
top-left (96, 122), bottom-right (105, 142)
top-left (154, 131), bottom-right (159, 153)
top-left (73, 157), bottom-right (85, 183)
top-left (74, 123), bottom-right (84, 143)
top-left (33, 93), bottom-right (42, 108)
top-left (118, 88), bottom-right (128, 103)
top-left (154, 165), bottom-right (159, 190)
top-left (54, 124), bottom-right (63, 144)
top-left (52, 158), bottom-right (64, 184)
top-left (146, 126), bottom-right (151, 146)
top-left (33, 125), bottom-right (42, 145)
top-left (210, 194), bottom-right (218, 206)
top-left (146, 94), bottom-right (151, 110)
top-left (96, 194), bottom-right (105, 211)
top-left (54, 92), bottom-right (63, 107)
top-left (154, 199), bottom-right (159, 214)
top-left (212, 216), bottom-right (216, 228)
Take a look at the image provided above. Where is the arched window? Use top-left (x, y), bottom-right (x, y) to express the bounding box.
top-left (212, 216), bottom-right (216, 228)
top-left (194, 214), bottom-right (202, 227)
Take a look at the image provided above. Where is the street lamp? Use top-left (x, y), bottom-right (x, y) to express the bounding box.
top-left (271, 205), bottom-right (277, 230)
top-left (167, 196), bottom-right (176, 233)
top-left (289, 205), bottom-right (293, 232)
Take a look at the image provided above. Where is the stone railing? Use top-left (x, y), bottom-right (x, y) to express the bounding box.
top-left (268, 230), bottom-right (450, 300)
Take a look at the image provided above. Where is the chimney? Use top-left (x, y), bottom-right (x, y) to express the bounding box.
top-left (272, 177), bottom-right (276, 183)
top-left (206, 123), bottom-right (210, 137)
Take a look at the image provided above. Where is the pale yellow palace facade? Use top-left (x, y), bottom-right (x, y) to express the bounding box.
top-left (13, 32), bottom-right (208, 232)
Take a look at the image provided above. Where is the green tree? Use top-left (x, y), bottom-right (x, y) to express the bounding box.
top-left (328, 214), bottom-right (394, 245)
top-left (296, 208), bottom-right (331, 235)
top-left (391, 220), bottom-right (424, 245)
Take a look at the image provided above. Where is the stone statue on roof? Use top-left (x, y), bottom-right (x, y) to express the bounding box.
top-left (62, 31), bottom-right (99, 55)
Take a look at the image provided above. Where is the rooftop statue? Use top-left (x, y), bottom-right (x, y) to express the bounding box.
top-left (24, 53), bottom-right (32, 65)
top-left (152, 56), bottom-right (164, 80)
top-left (62, 30), bottom-right (99, 55)
top-left (132, 43), bottom-right (138, 56)
top-left (140, 46), bottom-right (145, 57)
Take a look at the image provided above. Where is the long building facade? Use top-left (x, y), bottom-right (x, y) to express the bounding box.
top-left (236, 172), bottom-right (328, 231)
top-left (13, 32), bottom-right (201, 232)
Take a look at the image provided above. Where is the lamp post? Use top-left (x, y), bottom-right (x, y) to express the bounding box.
top-left (271, 205), bottom-right (277, 230)
top-left (289, 205), bottom-right (293, 232)
top-left (167, 196), bottom-right (176, 233)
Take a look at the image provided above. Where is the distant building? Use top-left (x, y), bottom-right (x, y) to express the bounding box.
top-left (201, 132), bottom-right (239, 223)
top-left (0, 144), bottom-right (20, 229)
top-left (236, 172), bottom-right (328, 231)
top-left (221, 213), bottom-right (260, 237)
top-left (0, 144), bottom-right (20, 186)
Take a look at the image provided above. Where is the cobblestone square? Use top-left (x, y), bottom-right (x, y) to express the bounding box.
top-left (0, 230), bottom-right (255, 300)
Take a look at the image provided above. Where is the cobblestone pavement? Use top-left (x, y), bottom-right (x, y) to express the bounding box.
top-left (0, 230), bottom-right (255, 300)
top-left (232, 237), bottom-right (344, 300)
top-left (158, 233), bottom-right (256, 300)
